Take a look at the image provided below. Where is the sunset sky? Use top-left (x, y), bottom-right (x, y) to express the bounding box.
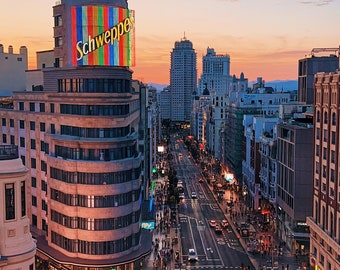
top-left (1, 0), bottom-right (339, 84)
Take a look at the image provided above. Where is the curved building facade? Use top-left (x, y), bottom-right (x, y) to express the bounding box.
top-left (0, 0), bottom-right (152, 269)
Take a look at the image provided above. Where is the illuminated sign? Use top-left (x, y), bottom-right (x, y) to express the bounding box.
top-left (72, 6), bottom-right (135, 67)
top-left (141, 222), bottom-right (155, 230)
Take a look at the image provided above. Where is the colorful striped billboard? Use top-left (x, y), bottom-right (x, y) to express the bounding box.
top-left (72, 6), bottom-right (135, 67)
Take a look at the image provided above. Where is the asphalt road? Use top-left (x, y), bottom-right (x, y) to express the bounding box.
top-left (172, 137), bottom-right (254, 269)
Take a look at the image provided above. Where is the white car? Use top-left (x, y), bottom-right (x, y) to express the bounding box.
top-left (191, 191), bottom-right (197, 198)
top-left (188, 248), bottom-right (198, 261)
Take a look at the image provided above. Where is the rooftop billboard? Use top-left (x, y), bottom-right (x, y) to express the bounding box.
top-left (72, 6), bottom-right (135, 67)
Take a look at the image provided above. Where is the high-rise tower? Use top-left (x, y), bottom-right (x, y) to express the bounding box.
top-left (170, 37), bottom-right (197, 123)
top-left (198, 47), bottom-right (231, 159)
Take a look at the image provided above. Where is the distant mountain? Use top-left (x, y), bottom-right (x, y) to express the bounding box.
top-left (147, 80), bottom-right (298, 92)
top-left (255, 80), bottom-right (298, 92)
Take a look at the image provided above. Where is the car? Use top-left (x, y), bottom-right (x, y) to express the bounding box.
top-left (215, 225), bottom-right (223, 234)
top-left (191, 191), bottom-right (197, 198)
top-left (209, 220), bottom-right (217, 228)
top-left (179, 192), bottom-right (185, 199)
top-left (188, 248), bottom-right (198, 261)
top-left (221, 219), bottom-right (228, 229)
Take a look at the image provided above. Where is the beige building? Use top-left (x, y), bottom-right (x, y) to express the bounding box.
top-left (0, 0), bottom-right (152, 269)
top-left (0, 145), bottom-right (36, 270)
top-left (307, 71), bottom-right (340, 269)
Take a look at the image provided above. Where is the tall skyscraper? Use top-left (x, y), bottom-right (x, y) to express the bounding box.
top-left (0, 145), bottom-right (36, 269)
top-left (170, 37), bottom-right (197, 123)
top-left (0, 1), bottom-right (152, 269)
top-left (307, 71), bottom-right (340, 269)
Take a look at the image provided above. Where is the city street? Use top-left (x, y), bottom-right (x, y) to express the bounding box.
top-left (144, 134), bottom-right (307, 270)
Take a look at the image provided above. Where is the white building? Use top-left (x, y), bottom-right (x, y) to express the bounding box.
top-left (198, 48), bottom-right (232, 159)
top-left (243, 115), bottom-right (281, 210)
top-left (0, 45), bottom-right (28, 95)
top-left (191, 85), bottom-right (211, 146)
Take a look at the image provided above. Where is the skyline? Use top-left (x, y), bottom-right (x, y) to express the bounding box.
top-left (0, 0), bottom-right (339, 85)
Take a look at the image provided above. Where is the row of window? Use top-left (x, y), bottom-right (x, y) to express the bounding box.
top-left (50, 188), bottom-right (141, 208)
top-left (316, 110), bottom-right (337, 125)
top-left (60, 104), bottom-right (129, 116)
top-left (50, 166), bottom-right (141, 185)
top-left (55, 145), bottom-right (137, 161)
top-left (61, 125), bottom-right (131, 138)
top-left (51, 230), bottom-right (141, 255)
top-left (17, 102), bottom-right (54, 113)
top-left (2, 118), bottom-right (48, 133)
top-left (51, 209), bottom-right (141, 230)
top-left (58, 78), bottom-right (131, 93)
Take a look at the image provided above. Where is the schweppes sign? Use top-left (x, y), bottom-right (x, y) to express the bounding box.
top-left (72, 6), bottom-right (135, 67)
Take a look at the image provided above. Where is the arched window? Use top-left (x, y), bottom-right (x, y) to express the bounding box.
top-left (317, 111), bottom-right (321, 122)
top-left (324, 111), bottom-right (328, 124)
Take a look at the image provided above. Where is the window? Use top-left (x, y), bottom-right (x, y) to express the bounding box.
top-left (41, 161), bottom-right (47, 172)
top-left (331, 131), bottom-right (336, 144)
top-left (10, 135), bottom-right (14, 145)
top-left (31, 158), bottom-right (36, 169)
top-left (40, 122), bottom-right (46, 132)
top-left (32, 214), bottom-right (37, 226)
top-left (332, 112), bottom-right (336, 125)
top-left (324, 112), bottom-right (328, 124)
top-left (32, 196), bottom-right (37, 207)
top-left (40, 103), bottom-right (45, 112)
top-left (20, 137), bottom-right (25, 147)
top-left (5, 183), bottom-right (15, 220)
top-left (10, 119), bottom-right (14, 127)
top-left (331, 150), bottom-right (335, 163)
top-left (42, 200), bottom-right (48, 211)
top-left (30, 121), bottom-right (35, 131)
top-left (31, 139), bottom-right (36, 150)
top-left (55, 36), bottom-right (63, 47)
top-left (21, 181), bottom-right (26, 217)
top-left (19, 120), bottom-right (25, 129)
top-left (29, 102), bottom-right (35, 112)
top-left (32, 177), bottom-right (37, 188)
top-left (50, 103), bottom-right (55, 113)
top-left (2, 134), bottom-right (7, 144)
top-left (54, 15), bottom-right (62, 26)
top-left (19, 102), bottom-right (24, 111)
top-left (41, 180), bottom-right (47, 192)
top-left (51, 124), bottom-right (55, 134)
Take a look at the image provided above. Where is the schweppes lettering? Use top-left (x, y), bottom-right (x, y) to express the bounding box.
top-left (76, 15), bottom-right (135, 61)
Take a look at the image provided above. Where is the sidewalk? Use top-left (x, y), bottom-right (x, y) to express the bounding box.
top-left (143, 181), bottom-right (182, 270)
top-left (210, 184), bottom-right (302, 270)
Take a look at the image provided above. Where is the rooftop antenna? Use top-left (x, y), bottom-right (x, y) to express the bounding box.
top-left (183, 31), bottom-right (186, 40)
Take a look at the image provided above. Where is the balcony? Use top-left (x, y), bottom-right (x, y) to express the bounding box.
top-left (0, 145), bottom-right (18, 160)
